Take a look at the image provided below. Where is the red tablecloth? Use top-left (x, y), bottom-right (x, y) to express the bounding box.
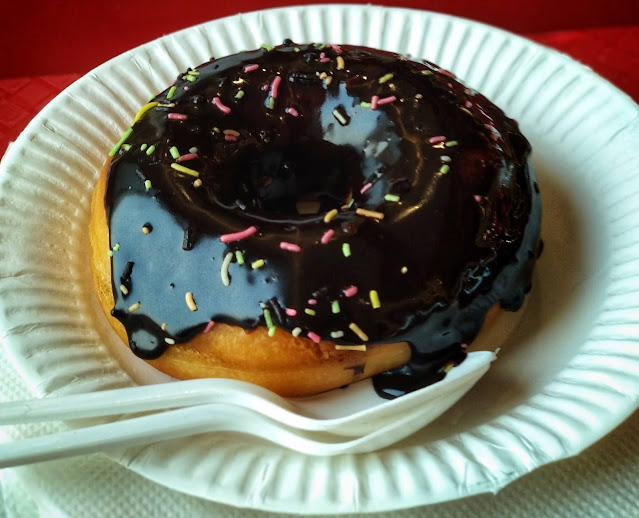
top-left (1, 25), bottom-right (637, 156)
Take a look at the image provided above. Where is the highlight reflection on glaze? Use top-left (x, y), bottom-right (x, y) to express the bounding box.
top-left (106, 42), bottom-right (541, 398)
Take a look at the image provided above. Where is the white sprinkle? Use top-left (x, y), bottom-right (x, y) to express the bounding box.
top-left (128, 302), bottom-right (141, 313)
top-left (335, 344), bottom-right (367, 351)
top-left (330, 330), bottom-right (345, 339)
top-left (441, 155), bottom-right (452, 162)
top-left (161, 322), bottom-right (168, 331)
top-left (185, 292), bottom-right (198, 311)
top-left (189, 147), bottom-right (198, 153)
top-left (221, 251), bottom-right (233, 287)
top-left (120, 284), bottom-right (129, 295)
top-left (332, 108), bottom-right (348, 125)
top-left (292, 327), bottom-right (302, 337)
top-left (164, 337), bottom-right (176, 345)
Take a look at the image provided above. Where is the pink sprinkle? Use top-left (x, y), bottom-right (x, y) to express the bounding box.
top-left (439, 69), bottom-right (455, 78)
top-left (285, 308), bottom-right (298, 317)
top-left (204, 321), bottom-right (216, 333)
top-left (271, 75), bottom-right (282, 99)
top-left (177, 153), bottom-right (198, 162)
top-left (343, 285), bottom-right (358, 298)
top-left (461, 343), bottom-right (468, 349)
top-left (371, 95), bottom-right (379, 110)
top-left (244, 64), bottom-right (259, 73)
top-left (280, 241), bottom-right (302, 253)
top-left (377, 95), bottom-right (397, 106)
top-left (212, 97), bottom-right (231, 114)
top-left (220, 226), bottom-right (257, 243)
top-left (308, 299), bottom-right (318, 305)
top-left (286, 107), bottom-right (299, 117)
top-left (168, 113), bottom-right (188, 120)
top-left (184, 86), bottom-right (189, 91)
top-left (320, 229), bottom-right (335, 244)
top-left (360, 182), bottom-right (373, 194)
top-left (429, 135), bottom-right (446, 144)
top-left (474, 195), bottom-right (482, 203)
top-left (225, 134), bottom-right (237, 142)
top-left (329, 43), bottom-right (343, 54)
top-left (320, 58), bottom-right (331, 63)
top-left (465, 100), bottom-right (473, 108)
top-left (307, 331), bottom-right (321, 344)
top-left (319, 52), bottom-right (326, 59)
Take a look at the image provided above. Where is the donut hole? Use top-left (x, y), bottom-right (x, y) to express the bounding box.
top-left (230, 140), bottom-right (362, 216)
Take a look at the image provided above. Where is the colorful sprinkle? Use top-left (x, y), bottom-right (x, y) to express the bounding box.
top-left (422, 70), bottom-right (433, 75)
top-left (145, 145), bottom-right (156, 155)
top-left (320, 229), bottom-right (335, 244)
top-left (343, 285), bottom-right (358, 297)
top-left (305, 308), bottom-right (316, 316)
top-left (474, 194), bottom-right (482, 203)
top-left (168, 113), bottom-right (188, 120)
top-left (360, 101), bottom-right (372, 109)
top-left (371, 95), bottom-right (379, 110)
top-left (225, 134), bottom-right (237, 142)
top-left (263, 308), bottom-right (274, 329)
top-left (140, 143), bottom-right (148, 151)
top-left (342, 243), bottom-right (352, 257)
top-left (235, 250), bottom-right (245, 265)
top-left (332, 108), bottom-right (349, 125)
top-left (243, 64), bottom-right (259, 73)
top-left (377, 95), bottom-right (397, 106)
top-left (164, 337), bottom-right (176, 345)
top-left (144, 180), bottom-right (152, 190)
top-left (169, 146), bottom-right (180, 159)
top-left (285, 308), bottom-right (298, 317)
top-left (177, 153), bottom-right (198, 162)
top-left (336, 56), bottom-right (345, 70)
top-left (270, 75), bottom-right (282, 99)
top-left (280, 241), bottom-right (302, 252)
top-left (120, 284), bottom-right (129, 295)
top-left (461, 343), bottom-right (469, 349)
top-left (189, 147), bottom-right (198, 153)
top-left (324, 208), bottom-right (338, 223)
top-left (235, 90), bottom-right (245, 99)
top-left (161, 323), bottom-right (168, 331)
top-left (335, 344), bottom-right (367, 351)
top-left (329, 43), bottom-right (342, 54)
top-left (286, 107), bottom-right (299, 117)
top-left (308, 299), bottom-right (318, 305)
top-left (356, 208), bottom-right (384, 220)
top-left (331, 300), bottom-right (341, 314)
top-left (379, 73), bottom-right (394, 84)
top-left (307, 331), bottom-right (321, 344)
top-left (349, 322), bottom-right (369, 342)
top-left (261, 44), bottom-right (273, 51)
top-left (440, 164), bottom-right (450, 174)
top-left (220, 226), bottom-right (258, 243)
top-left (401, 266), bottom-right (408, 274)
top-left (132, 102), bottom-right (159, 124)
top-left (384, 194), bottom-right (400, 202)
top-left (185, 292), bottom-right (197, 311)
top-left (108, 128), bottom-right (133, 157)
top-left (369, 290), bottom-right (381, 309)
top-left (331, 331), bottom-right (345, 339)
top-left (360, 182), bottom-right (373, 194)
top-left (193, 179), bottom-right (202, 188)
top-left (170, 163), bottom-right (199, 177)
top-left (443, 361), bottom-right (455, 373)
top-left (202, 321), bottom-right (215, 333)
top-left (142, 224), bottom-right (151, 235)
top-left (429, 135), bottom-right (446, 144)
top-left (212, 97), bottom-right (231, 114)
top-left (441, 155), bottom-right (452, 162)
top-left (221, 251), bottom-right (233, 287)
top-left (251, 259), bottom-right (265, 269)
top-left (113, 243), bottom-right (120, 252)
top-left (167, 86), bottom-right (177, 99)
top-left (292, 327), bottom-right (302, 337)
top-left (128, 302), bottom-right (141, 313)
top-left (267, 96), bottom-right (275, 109)
top-left (445, 140), bottom-right (459, 147)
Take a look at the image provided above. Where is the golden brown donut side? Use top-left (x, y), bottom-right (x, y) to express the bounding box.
top-left (90, 159), bottom-right (412, 397)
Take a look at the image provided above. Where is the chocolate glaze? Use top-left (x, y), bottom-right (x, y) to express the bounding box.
top-left (105, 42), bottom-right (541, 398)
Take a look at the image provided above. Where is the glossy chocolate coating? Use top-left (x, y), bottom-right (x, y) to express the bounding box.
top-left (105, 42), bottom-right (541, 398)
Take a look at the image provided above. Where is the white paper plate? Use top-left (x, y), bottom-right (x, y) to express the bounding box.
top-left (1, 4), bottom-right (639, 514)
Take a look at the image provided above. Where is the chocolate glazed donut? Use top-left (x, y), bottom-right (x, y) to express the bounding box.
top-left (101, 41), bottom-right (541, 398)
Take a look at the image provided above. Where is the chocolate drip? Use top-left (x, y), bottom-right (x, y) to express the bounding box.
top-left (105, 42), bottom-right (541, 397)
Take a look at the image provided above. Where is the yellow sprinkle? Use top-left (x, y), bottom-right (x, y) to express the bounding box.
top-left (336, 56), bottom-right (345, 70)
top-left (348, 322), bottom-right (369, 342)
top-left (212, 127), bottom-right (221, 133)
top-left (325, 76), bottom-right (333, 86)
top-left (324, 208), bottom-right (338, 223)
top-left (185, 292), bottom-right (198, 311)
top-left (335, 344), bottom-right (367, 351)
top-left (378, 73), bottom-right (394, 84)
top-left (251, 259), bottom-right (265, 269)
top-left (193, 178), bottom-right (202, 188)
top-left (170, 163), bottom-right (200, 177)
top-left (401, 266), bottom-right (408, 274)
top-left (369, 290), bottom-right (381, 309)
top-left (142, 225), bottom-right (151, 235)
top-left (128, 302), bottom-right (141, 313)
top-left (319, 72), bottom-right (328, 79)
top-left (223, 129), bottom-right (240, 136)
top-left (443, 361), bottom-right (455, 373)
top-left (161, 322), bottom-right (168, 331)
top-left (305, 308), bottom-right (316, 316)
top-left (356, 208), bottom-right (385, 220)
top-left (460, 107), bottom-right (472, 116)
top-left (120, 284), bottom-right (129, 295)
top-left (132, 102), bottom-right (159, 124)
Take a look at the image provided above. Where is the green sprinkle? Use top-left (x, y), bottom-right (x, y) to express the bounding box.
top-left (113, 243), bottom-right (120, 252)
top-left (445, 140), bottom-right (459, 147)
top-left (422, 70), bottom-right (433, 75)
top-left (140, 143), bottom-right (148, 151)
top-left (144, 180), bottom-right (152, 191)
top-left (294, 47), bottom-right (301, 52)
top-left (170, 163), bottom-right (199, 177)
top-left (360, 101), bottom-right (371, 109)
top-left (121, 144), bottom-right (132, 151)
top-left (379, 73), bottom-right (394, 84)
top-left (235, 90), bottom-right (245, 99)
top-left (263, 308), bottom-right (274, 329)
top-left (107, 250), bottom-right (113, 257)
top-left (182, 74), bottom-right (197, 82)
top-left (440, 164), bottom-right (450, 174)
top-left (261, 44), bottom-right (273, 51)
top-left (252, 259), bottom-right (265, 269)
top-left (342, 243), bottom-right (352, 257)
top-left (167, 86), bottom-right (177, 99)
top-left (384, 194), bottom-right (400, 202)
top-left (267, 96), bottom-right (275, 109)
top-left (235, 250), bottom-right (245, 265)
top-left (146, 145), bottom-right (156, 156)
top-left (169, 146), bottom-right (180, 159)
top-left (331, 300), bottom-right (341, 314)
top-left (348, 198), bottom-right (355, 208)
top-left (268, 327), bottom-right (276, 337)
top-left (305, 308), bottom-right (316, 316)
top-left (108, 127), bottom-right (133, 157)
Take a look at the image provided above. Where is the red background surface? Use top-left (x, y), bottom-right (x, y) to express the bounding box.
top-left (1, 1), bottom-right (639, 78)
